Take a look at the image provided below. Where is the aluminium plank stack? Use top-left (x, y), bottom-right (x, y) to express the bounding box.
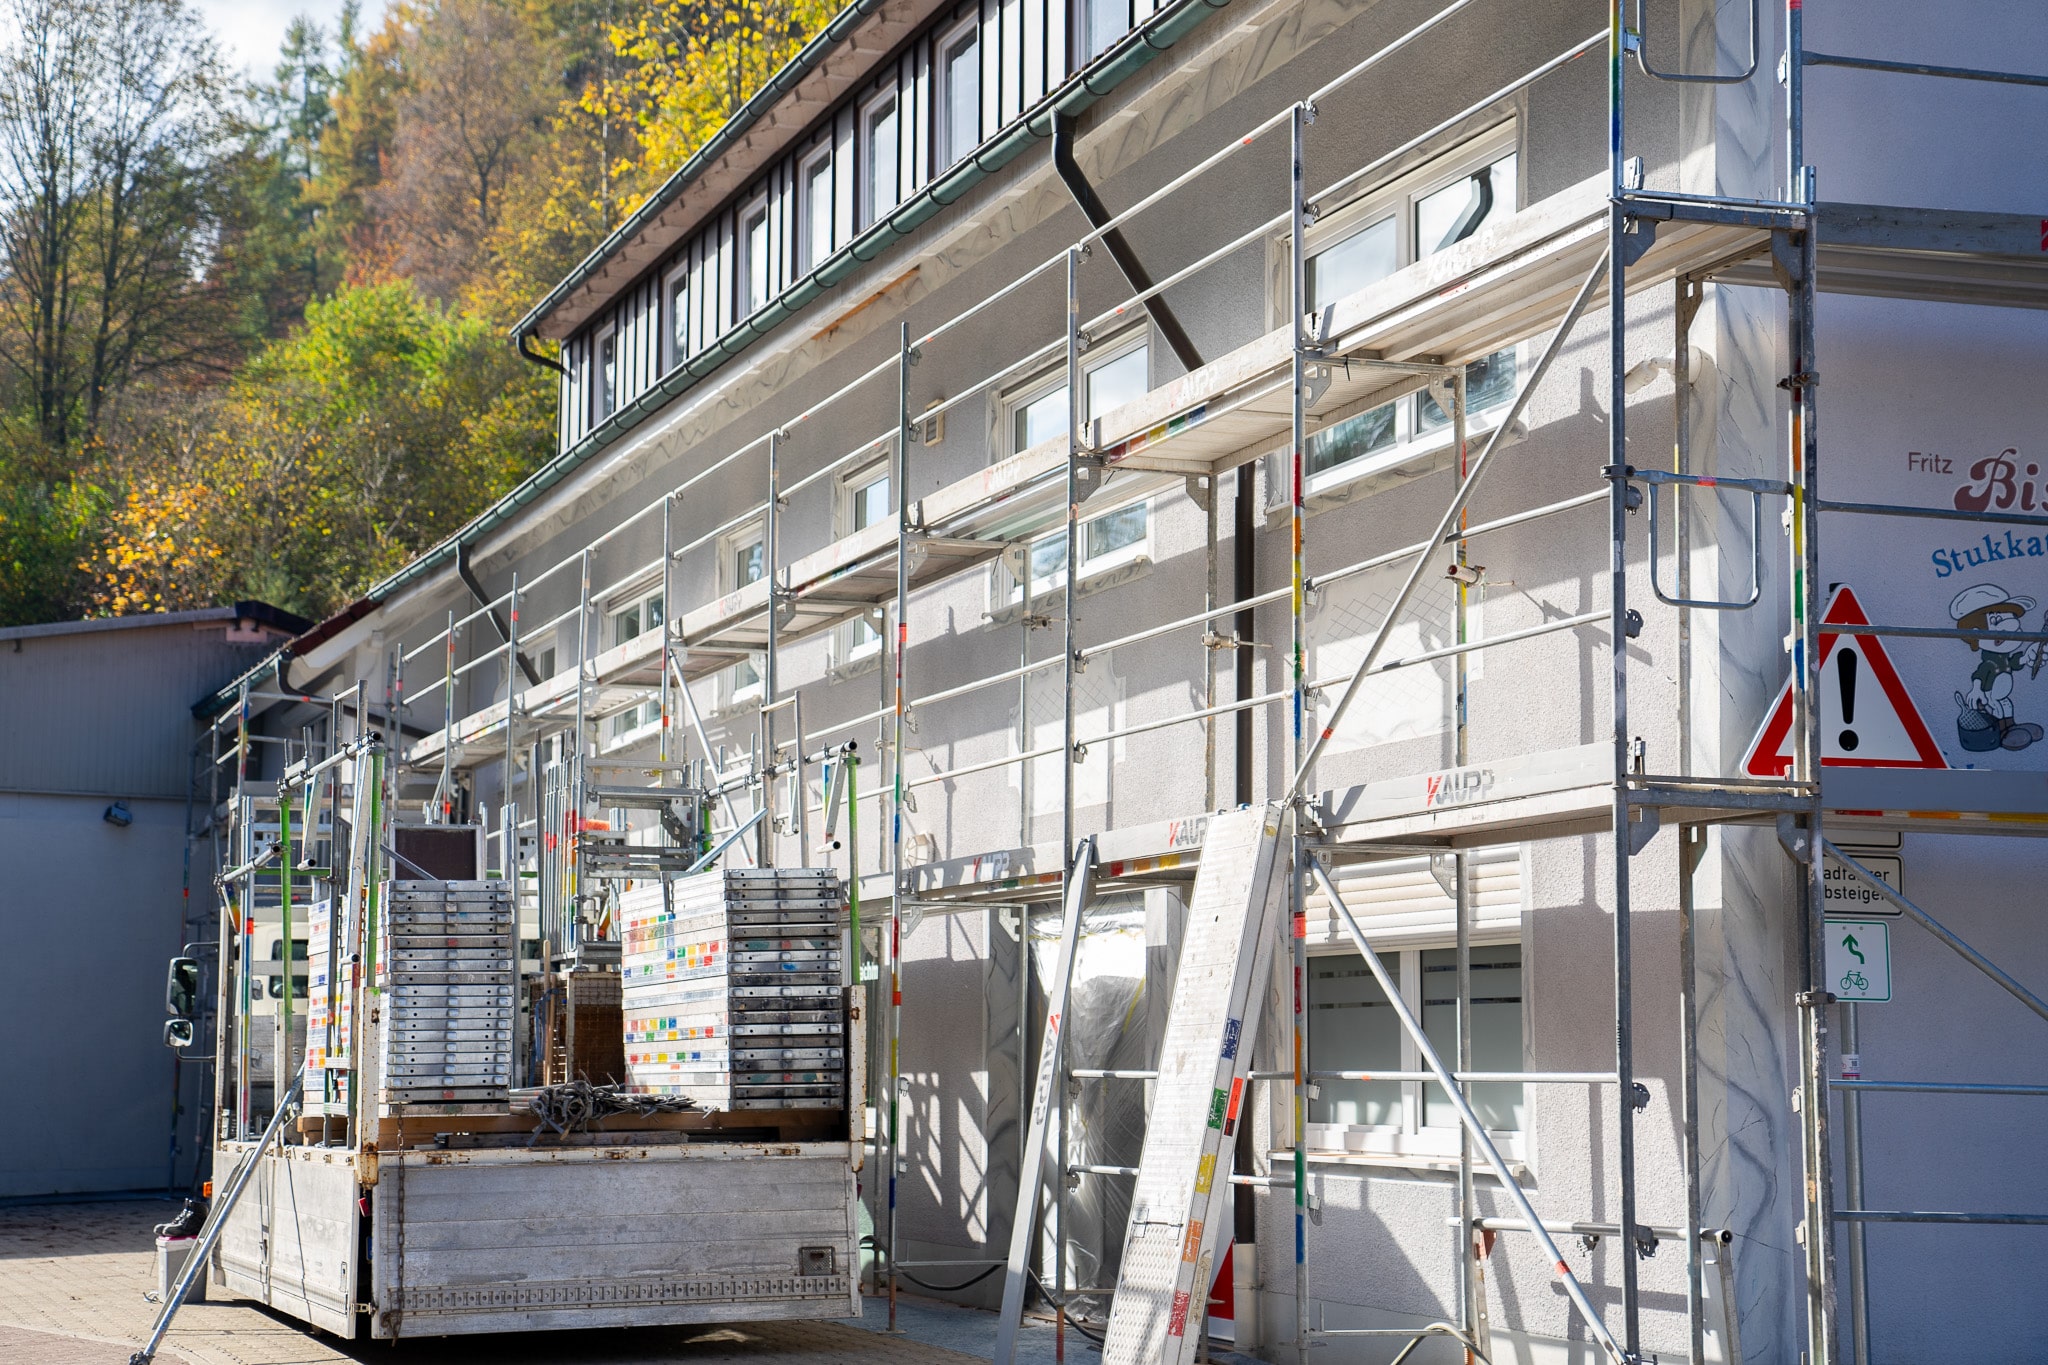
top-left (303, 896), bottom-right (352, 1117)
top-left (620, 868), bottom-right (847, 1111)
top-left (375, 879), bottom-right (516, 1110)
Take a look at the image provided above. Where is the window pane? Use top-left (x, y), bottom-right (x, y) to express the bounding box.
top-left (745, 210), bottom-right (770, 313)
top-left (1306, 403), bottom-right (1397, 476)
top-left (597, 332), bottom-right (617, 417)
top-left (866, 100), bottom-right (899, 222)
top-left (1306, 215), bottom-right (1395, 312)
top-left (853, 474), bottom-right (890, 531)
top-left (1084, 503), bottom-right (1146, 561)
top-left (1420, 945), bottom-right (1524, 1131)
top-left (1417, 153), bottom-right (1518, 258)
top-left (1015, 387), bottom-right (1066, 451)
top-left (1028, 535), bottom-right (1066, 584)
top-left (645, 594), bottom-right (663, 629)
top-left (1086, 346), bottom-right (1148, 421)
top-left (1309, 953), bottom-right (1401, 1128)
top-left (805, 159), bottom-right (833, 268)
top-left (668, 277), bottom-right (688, 363)
top-left (943, 34), bottom-right (979, 165)
top-left (1083, 0), bottom-right (1126, 61)
top-left (735, 540), bottom-right (764, 585)
top-left (1417, 349), bottom-right (1517, 431)
top-left (735, 655), bottom-right (761, 690)
top-left (611, 605), bottom-right (640, 646)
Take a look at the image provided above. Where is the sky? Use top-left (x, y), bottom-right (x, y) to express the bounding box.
top-left (193, 0), bottom-right (387, 77)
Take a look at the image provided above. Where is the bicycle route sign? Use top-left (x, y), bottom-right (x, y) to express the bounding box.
top-left (1825, 918), bottom-right (1892, 1003)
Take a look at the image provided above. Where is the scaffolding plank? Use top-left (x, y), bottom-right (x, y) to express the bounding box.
top-left (1101, 804), bottom-right (1284, 1365)
top-left (1720, 202), bottom-right (2048, 308)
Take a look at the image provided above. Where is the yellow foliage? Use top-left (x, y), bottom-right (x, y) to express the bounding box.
top-left (585, 0), bottom-right (838, 212)
top-left (83, 476), bottom-right (227, 616)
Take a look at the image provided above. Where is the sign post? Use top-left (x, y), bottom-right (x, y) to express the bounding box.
top-left (1824, 919), bottom-right (1892, 1003)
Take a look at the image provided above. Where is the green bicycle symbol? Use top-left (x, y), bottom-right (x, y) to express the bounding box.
top-left (1840, 969), bottom-right (1869, 993)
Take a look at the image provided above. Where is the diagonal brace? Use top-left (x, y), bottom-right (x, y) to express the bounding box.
top-left (1289, 250), bottom-right (1612, 798)
top-left (1307, 855), bottom-right (1629, 1365)
top-left (1822, 839), bottom-right (2048, 1023)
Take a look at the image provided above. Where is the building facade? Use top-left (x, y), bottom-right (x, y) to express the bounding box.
top-left (197, 0), bottom-right (2048, 1359)
top-left (2, 606), bottom-right (302, 1199)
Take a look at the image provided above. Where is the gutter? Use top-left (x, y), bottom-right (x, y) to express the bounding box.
top-left (196, 0), bottom-right (1232, 721)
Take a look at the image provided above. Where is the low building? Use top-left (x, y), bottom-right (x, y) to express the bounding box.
top-left (1, 605), bottom-right (303, 1199)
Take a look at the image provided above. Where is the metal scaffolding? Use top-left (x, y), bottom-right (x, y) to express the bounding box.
top-left (188, 0), bottom-right (2048, 1360)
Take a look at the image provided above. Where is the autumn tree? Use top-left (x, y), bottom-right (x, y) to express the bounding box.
top-left (0, 0), bottom-right (232, 464)
top-left (375, 0), bottom-right (562, 300)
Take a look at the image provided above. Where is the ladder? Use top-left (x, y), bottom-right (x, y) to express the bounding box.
top-left (1102, 804), bottom-right (1285, 1365)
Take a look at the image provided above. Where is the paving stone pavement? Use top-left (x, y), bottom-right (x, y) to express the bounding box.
top-left (0, 1200), bottom-right (985, 1365)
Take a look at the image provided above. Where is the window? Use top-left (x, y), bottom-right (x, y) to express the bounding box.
top-left (592, 321), bottom-right (618, 422)
top-left (839, 465), bottom-right (891, 664)
top-left (739, 197), bottom-right (772, 317)
top-left (1006, 334), bottom-right (1151, 455)
top-left (937, 20), bottom-right (980, 169)
top-left (800, 147), bottom-right (834, 272)
top-left (664, 262), bottom-right (690, 370)
top-left (725, 527), bottom-right (767, 708)
top-left (1079, 0), bottom-right (1129, 64)
top-left (860, 91), bottom-right (899, 227)
top-left (607, 588), bottom-right (665, 737)
top-left (1287, 137), bottom-right (1521, 486)
top-left (1308, 942), bottom-right (1524, 1157)
top-left (535, 646), bottom-right (556, 679)
top-left (1006, 497), bottom-right (1151, 603)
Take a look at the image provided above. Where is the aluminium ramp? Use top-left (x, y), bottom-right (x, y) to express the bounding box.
top-left (1101, 804), bottom-right (1285, 1365)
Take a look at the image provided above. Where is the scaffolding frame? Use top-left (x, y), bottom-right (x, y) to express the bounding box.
top-left (190, 1), bottom-right (2048, 1359)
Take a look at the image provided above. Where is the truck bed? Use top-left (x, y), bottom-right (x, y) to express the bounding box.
top-left (212, 1138), bottom-right (859, 1339)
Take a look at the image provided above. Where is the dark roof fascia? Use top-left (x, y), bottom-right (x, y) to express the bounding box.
top-left (1, 601), bottom-right (308, 644)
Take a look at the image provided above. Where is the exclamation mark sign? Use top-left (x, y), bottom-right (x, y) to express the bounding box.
top-left (1837, 647), bottom-right (1860, 751)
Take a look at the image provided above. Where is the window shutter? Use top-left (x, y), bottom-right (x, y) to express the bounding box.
top-left (1302, 846), bottom-right (1520, 950)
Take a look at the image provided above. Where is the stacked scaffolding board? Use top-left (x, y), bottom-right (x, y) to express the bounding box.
top-left (376, 879), bottom-right (516, 1109)
top-left (621, 869), bottom-right (847, 1111)
top-left (303, 896), bottom-right (351, 1118)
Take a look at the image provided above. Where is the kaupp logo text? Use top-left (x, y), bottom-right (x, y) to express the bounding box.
top-left (1422, 767), bottom-right (1494, 807)
top-left (1931, 448), bottom-right (2048, 578)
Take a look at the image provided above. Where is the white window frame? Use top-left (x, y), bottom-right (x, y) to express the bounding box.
top-left (591, 319), bottom-right (618, 423)
top-left (798, 143), bottom-right (835, 274)
top-left (662, 260), bottom-right (690, 372)
top-left (1270, 126), bottom-right (1522, 501)
top-left (1304, 935), bottom-right (1528, 1164)
top-left (834, 461), bottom-right (893, 670)
top-left (720, 522), bottom-right (768, 712)
top-left (1000, 327), bottom-right (1151, 458)
top-left (601, 582), bottom-right (666, 741)
top-left (859, 88), bottom-right (900, 229)
top-left (935, 16), bottom-right (981, 171)
top-left (738, 194), bottom-right (772, 318)
top-left (995, 493), bottom-right (1153, 610)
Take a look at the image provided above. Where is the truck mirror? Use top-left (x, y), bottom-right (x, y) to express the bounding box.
top-left (164, 1018), bottom-right (195, 1050)
top-left (166, 957), bottom-right (200, 1019)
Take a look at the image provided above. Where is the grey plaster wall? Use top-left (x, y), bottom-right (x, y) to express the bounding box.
top-left (248, 0), bottom-right (2048, 1358)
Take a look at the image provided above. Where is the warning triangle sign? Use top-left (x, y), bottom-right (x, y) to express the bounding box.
top-left (1742, 586), bottom-right (1948, 777)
